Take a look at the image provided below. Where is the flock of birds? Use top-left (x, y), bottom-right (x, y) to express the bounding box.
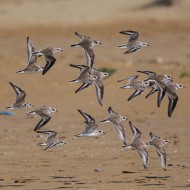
top-left (5, 30), bottom-right (184, 170)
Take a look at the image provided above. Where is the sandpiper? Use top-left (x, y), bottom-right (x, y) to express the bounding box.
top-left (69, 64), bottom-right (108, 106)
top-left (101, 107), bottom-right (127, 145)
top-left (16, 37), bottom-right (44, 74)
top-left (147, 132), bottom-right (170, 171)
top-left (118, 30), bottom-right (149, 54)
top-left (137, 70), bottom-right (173, 84)
top-left (6, 82), bottom-right (33, 109)
top-left (69, 65), bottom-right (97, 93)
top-left (32, 46), bottom-right (62, 75)
top-left (75, 109), bottom-right (104, 137)
top-left (118, 75), bottom-right (146, 101)
top-left (164, 81), bottom-right (185, 117)
top-left (138, 70), bottom-right (173, 107)
top-left (26, 106), bottom-right (58, 131)
top-left (90, 67), bottom-right (108, 106)
top-left (36, 130), bottom-right (65, 150)
top-left (123, 121), bottom-right (149, 169)
top-left (71, 32), bottom-right (102, 68)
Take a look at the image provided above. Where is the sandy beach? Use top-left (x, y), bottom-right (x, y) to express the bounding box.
top-left (0, 0), bottom-right (190, 189)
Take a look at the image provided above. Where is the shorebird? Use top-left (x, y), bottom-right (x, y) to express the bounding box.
top-left (16, 37), bottom-right (44, 74)
top-left (69, 65), bottom-right (97, 93)
top-left (69, 64), bottom-right (108, 106)
top-left (147, 132), bottom-right (170, 171)
top-left (137, 70), bottom-right (173, 107)
top-left (26, 106), bottom-right (58, 131)
top-left (164, 81), bottom-right (185, 117)
top-left (145, 83), bottom-right (159, 99)
top-left (90, 68), bottom-right (109, 106)
top-left (118, 75), bottom-right (147, 101)
top-left (36, 130), bottom-right (65, 150)
top-left (118, 30), bottom-right (149, 54)
top-left (6, 82), bottom-right (33, 109)
top-left (32, 46), bottom-right (62, 75)
top-left (75, 109), bottom-right (104, 137)
top-left (123, 121), bottom-right (149, 169)
top-left (71, 32), bottom-right (102, 68)
top-left (137, 70), bottom-right (173, 83)
top-left (101, 107), bottom-right (127, 145)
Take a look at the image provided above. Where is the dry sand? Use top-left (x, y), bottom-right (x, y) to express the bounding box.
top-left (0, 0), bottom-right (190, 189)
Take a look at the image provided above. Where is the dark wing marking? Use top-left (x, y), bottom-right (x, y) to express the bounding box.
top-left (129, 121), bottom-right (141, 141)
top-left (93, 79), bottom-right (104, 106)
top-left (124, 47), bottom-right (140, 54)
top-left (69, 64), bottom-right (88, 71)
top-left (108, 107), bottom-right (118, 115)
top-left (9, 82), bottom-right (26, 103)
top-left (42, 55), bottom-right (56, 75)
top-left (137, 148), bottom-right (149, 169)
top-left (84, 48), bottom-right (94, 68)
top-left (75, 83), bottom-right (91, 93)
top-left (145, 87), bottom-right (158, 98)
top-left (44, 141), bottom-right (60, 150)
top-left (167, 93), bottom-right (178, 117)
top-left (75, 32), bottom-right (87, 40)
top-left (155, 147), bottom-right (167, 171)
top-left (156, 81), bottom-right (167, 107)
top-left (77, 109), bottom-right (95, 124)
top-left (34, 115), bottom-right (51, 131)
top-left (27, 37), bottom-right (37, 66)
top-left (113, 123), bottom-right (127, 145)
top-left (128, 89), bottom-right (144, 101)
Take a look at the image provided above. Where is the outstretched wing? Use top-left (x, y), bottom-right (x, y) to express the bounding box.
top-left (34, 114), bottom-right (51, 131)
top-left (129, 121), bottom-right (141, 141)
top-left (36, 130), bottom-right (57, 141)
top-left (77, 109), bottom-right (95, 124)
top-left (9, 82), bottom-right (26, 103)
top-left (137, 148), bottom-right (149, 169)
top-left (128, 89), bottom-right (144, 101)
top-left (167, 92), bottom-right (178, 117)
top-left (119, 30), bottom-right (139, 42)
top-left (93, 79), bottom-right (104, 106)
top-left (75, 83), bottom-right (91, 93)
top-left (27, 36), bottom-right (37, 66)
top-left (155, 147), bottom-right (167, 171)
top-left (42, 55), bottom-right (56, 75)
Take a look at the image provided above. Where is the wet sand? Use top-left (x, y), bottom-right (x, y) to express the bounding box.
top-left (0, 0), bottom-right (190, 189)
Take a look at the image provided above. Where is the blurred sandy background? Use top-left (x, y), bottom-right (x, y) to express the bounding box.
top-left (0, 0), bottom-right (190, 189)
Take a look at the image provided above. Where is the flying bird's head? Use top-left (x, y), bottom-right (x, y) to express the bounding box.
top-left (50, 107), bottom-right (58, 113)
top-left (54, 48), bottom-right (63, 53)
top-left (27, 103), bottom-right (34, 108)
top-left (141, 42), bottom-right (149, 47)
